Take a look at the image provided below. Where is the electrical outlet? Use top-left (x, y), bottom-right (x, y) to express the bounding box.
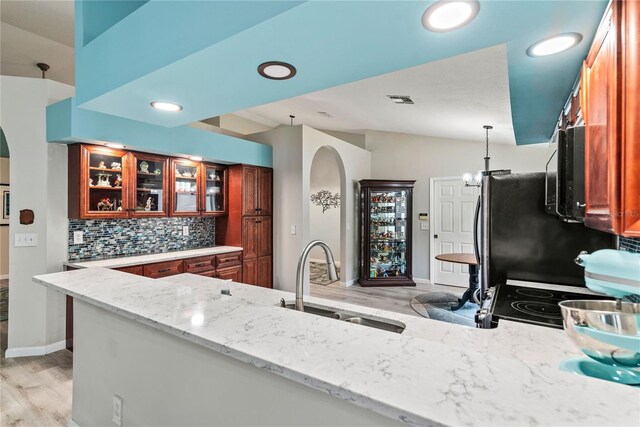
top-left (73, 231), bottom-right (84, 244)
top-left (420, 222), bottom-right (429, 231)
top-left (290, 225), bottom-right (296, 235)
top-left (112, 395), bottom-right (123, 426)
top-left (14, 233), bottom-right (38, 247)
top-left (182, 226), bottom-right (189, 236)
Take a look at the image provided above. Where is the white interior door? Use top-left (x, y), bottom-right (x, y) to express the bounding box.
top-left (432, 178), bottom-right (479, 287)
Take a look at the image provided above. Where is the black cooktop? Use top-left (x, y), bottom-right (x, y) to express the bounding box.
top-left (491, 284), bottom-right (610, 329)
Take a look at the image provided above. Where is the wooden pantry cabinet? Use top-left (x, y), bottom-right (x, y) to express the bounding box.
top-left (581, 0), bottom-right (640, 237)
top-left (68, 144), bottom-right (227, 219)
top-left (216, 165), bottom-right (273, 288)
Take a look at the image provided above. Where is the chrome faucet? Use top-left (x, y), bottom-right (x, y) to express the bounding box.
top-left (295, 240), bottom-right (339, 311)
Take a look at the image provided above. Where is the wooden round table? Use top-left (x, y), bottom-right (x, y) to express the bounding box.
top-left (435, 253), bottom-right (479, 311)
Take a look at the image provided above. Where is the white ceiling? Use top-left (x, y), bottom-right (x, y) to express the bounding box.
top-left (0, 0), bottom-right (75, 85)
top-left (239, 44), bottom-right (517, 145)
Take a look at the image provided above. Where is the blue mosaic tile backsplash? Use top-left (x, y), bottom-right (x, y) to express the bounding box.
top-left (68, 217), bottom-right (215, 261)
top-left (619, 236), bottom-right (640, 253)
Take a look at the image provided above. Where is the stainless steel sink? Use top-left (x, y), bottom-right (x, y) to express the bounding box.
top-left (281, 300), bottom-right (405, 334)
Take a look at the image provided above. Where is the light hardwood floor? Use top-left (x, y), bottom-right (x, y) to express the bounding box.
top-left (1, 321), bottom-right (73, 426)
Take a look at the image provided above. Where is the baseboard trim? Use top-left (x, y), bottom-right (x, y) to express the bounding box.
top-left (413, 277), bottom-right (432, 285)
top-left (344, 278), bottom-right (357, 287)
top-left (68, 418), bottom-right (80, 427)
top-left (4, 339), bottom-right (67, 358)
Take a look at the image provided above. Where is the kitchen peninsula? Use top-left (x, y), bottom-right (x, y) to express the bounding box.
top-left (34, 268), bottom-right (639, 427)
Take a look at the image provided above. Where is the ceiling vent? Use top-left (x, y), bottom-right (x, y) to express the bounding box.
top-left (387, 95), bottom-right (414, 104)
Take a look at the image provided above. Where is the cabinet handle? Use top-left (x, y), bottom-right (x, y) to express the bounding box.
top-left (193, 263), bottom-right (208, 268)
top-left (158, 268), bottom-right (173, 273)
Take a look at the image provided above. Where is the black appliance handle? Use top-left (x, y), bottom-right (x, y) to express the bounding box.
top-left (473, 194), bottom-right (481, 264)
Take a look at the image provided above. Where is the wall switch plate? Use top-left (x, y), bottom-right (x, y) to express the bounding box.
top-left (14, 233), bottom-right (38, 247)
top-left (182, 226), bottom-right (189, 236)
top-left (73, 231), bottom-right (84, 244)
top-left (112, 394), bottom-right (123, 426)
top-left (290, 225), bottom-right (296, 235)
top-left (420, 222), bottom-right (429, 231)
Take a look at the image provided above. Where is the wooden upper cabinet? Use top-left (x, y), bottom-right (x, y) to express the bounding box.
top-left (241, 166), bottom-right (271, 216)
top-left (69, 144), bottom-right (229, 219)
top-left (258, 168), bottom-right (273, 216)
top-left (582, 0), bottom-right (640, 237)
top-left (129, 152), bottom-right (169, 217)
top-left (242, 166), bottom-right (259, 215)
top-left (170, 158), bottom-right (202, 217)
top-left (69, 144), bottom-right (131, 219)
top-left (201, 163), bottom-right (227, 216)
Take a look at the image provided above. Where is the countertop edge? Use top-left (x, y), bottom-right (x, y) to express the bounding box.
top-left (64, 246), bottom-right (243, 269)
top-left (33, 272), bottom-right (437, 427)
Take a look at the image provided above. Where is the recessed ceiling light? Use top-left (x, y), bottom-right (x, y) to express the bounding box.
top-left (150, 101), bottom-right (183, 112)
top-left (106, 143), bottom-right (125, 149)
top-left (527, 33), bottom-right (583, 57)
top-left (422, 0), bottom-right (480, 32)
top-left (387, 95), bottom-right (414, 105)
top-left (258, 61), bottom-right (297, 80)
top-left (189, 156), bottom-right (203, 161)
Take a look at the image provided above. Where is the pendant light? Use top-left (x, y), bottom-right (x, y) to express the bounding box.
top-left (463, 125), bottom-right (493, 187)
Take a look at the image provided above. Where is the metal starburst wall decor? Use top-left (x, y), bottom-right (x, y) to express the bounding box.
top-left (310, 190), bottom-right (340, 213)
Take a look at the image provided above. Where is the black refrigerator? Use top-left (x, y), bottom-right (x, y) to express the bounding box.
top-left (475, 172), bottom-right (615, 328)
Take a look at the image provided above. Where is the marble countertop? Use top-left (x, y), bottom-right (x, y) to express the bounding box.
top-left (33, 268), bottom-right (640, 427)
top-left (64, 246), bottom-right (243, 269)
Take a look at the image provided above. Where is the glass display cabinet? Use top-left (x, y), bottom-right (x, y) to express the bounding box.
top-left (359, 180), bottom-right (416, 287)
top-left (171, 159), bottom-right (201, 216)
top-left (68, 144), bottom-right (130, 219)
top-left (202, 163), bottom-right (227, 216)
top-left (130, 152), bottom-right (169, 217)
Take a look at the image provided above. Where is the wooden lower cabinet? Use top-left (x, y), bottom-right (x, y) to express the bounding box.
top-left (257, 256), bottom-right (272, 288)
top-left (184, 255), bottom-right (216, 274)
top-left (115, 265), bottom-right (144, 275)
top-left (243, 258), bottom-right (258, 285)
top-left (216, 265), bottom-right (243, 282)
top-left (143, 260), bottom-right (184, 279)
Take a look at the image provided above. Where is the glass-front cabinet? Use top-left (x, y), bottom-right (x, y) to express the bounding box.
top-left (359, 180), bottom-right (416, 287)
top-left (130, 152), bottom-right (169, 217)
top-left (70, 144), bottom-right (130, 219)
top-left (202, 163), bottom-right (226, 215)
top-left (171, 159), bottom-right (201, 216)
top-left (68, 144), bottom-right (229, 219)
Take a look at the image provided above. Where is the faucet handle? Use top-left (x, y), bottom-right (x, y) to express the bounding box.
top-left (280, 298), bottom-right (286, 308)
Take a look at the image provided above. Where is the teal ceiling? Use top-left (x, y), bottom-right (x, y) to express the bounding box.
top-left (75, 0), bottom-right (607, 145)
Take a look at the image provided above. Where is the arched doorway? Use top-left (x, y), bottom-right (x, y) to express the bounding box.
top-left (0, 127), bottom-right (11, 349)
top-left (308, 146), bottom-right (345, 286)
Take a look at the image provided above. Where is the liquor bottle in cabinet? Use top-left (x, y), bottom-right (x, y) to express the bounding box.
top-left (359, 180), bottom-right (416, 287)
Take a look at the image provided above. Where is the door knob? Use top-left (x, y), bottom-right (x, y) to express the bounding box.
top-left (434, 234), bottom-right (438, 239)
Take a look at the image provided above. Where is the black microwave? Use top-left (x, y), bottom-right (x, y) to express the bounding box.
top-left (545, 126), bottom-right (585, 222)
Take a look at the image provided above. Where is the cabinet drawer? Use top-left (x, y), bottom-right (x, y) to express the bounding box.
top-left (216, 251), bottom-right (242, 268)
top-left (143, 260), bottom-right (184, 278)
top-left (184, 255), bottom-right (216, 273)
top-left (115, 265), bottom-right (143, 275)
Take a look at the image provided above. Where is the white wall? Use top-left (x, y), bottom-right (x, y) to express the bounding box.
top-left (0, 76), bottom-right (74, 356)
top-left (309, 147), bottom-right (341, 262)
top-left (250, 125), bottom-right (371, 291)
top-left (365, 130), bottom-right (555, 282)
top-left (1, 157), bottom-right (9, 278)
